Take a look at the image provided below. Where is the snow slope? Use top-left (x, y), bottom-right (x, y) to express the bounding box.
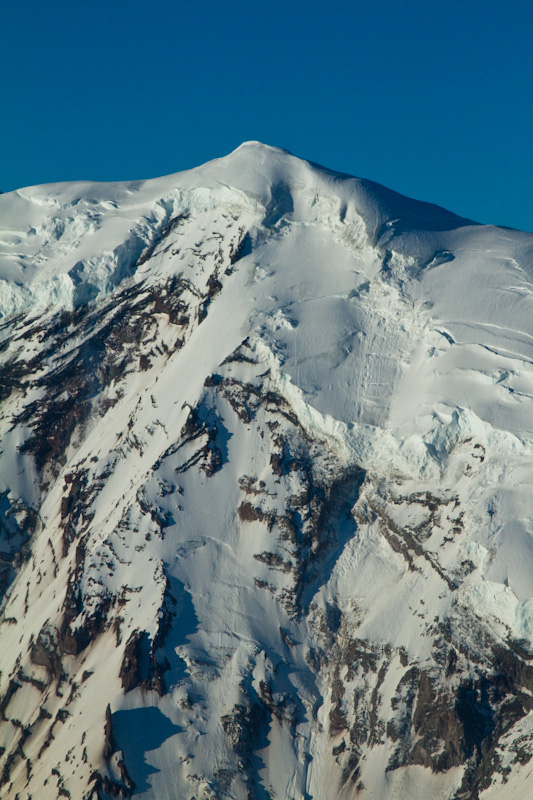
top-left (1, 142), bottom-right (533, 799)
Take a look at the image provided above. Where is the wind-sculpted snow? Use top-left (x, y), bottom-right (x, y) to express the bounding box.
top-left (1, 142), bottom-right (533, 800)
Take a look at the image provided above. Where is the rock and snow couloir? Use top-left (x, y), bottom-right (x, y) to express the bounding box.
top-left (1, 142), bottom-right (533, 799)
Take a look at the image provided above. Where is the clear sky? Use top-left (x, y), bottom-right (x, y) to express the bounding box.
top-left (3, 0), bottom-right (532, 232)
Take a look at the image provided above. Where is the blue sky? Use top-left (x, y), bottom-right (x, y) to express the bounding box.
top-left (3, 0), bottom-right (532, 231)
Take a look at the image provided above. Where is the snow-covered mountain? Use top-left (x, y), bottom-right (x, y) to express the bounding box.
top-left (1, 142), bottom-right (533, 800)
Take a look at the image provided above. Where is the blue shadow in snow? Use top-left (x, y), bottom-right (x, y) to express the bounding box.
top-left (112, 706), bottom-right (182, 794)
top-left (160, 574), bottom-right (201, 685)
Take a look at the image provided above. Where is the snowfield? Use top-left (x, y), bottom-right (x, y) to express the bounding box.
top-left (1, 142), bottom-right (533, 799)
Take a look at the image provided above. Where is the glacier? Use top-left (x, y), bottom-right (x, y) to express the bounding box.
top-left (1, 142), bottom-right (533, 799)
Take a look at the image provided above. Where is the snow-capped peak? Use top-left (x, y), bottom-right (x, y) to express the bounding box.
top-left (1, 145), bottom-right (533, 800)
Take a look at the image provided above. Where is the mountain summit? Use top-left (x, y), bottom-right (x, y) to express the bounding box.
top-left (1, 144), bottom-right (533, 800)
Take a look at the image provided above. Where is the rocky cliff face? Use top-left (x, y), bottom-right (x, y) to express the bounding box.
top-left (1, 142), bottom-right (533, 799)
